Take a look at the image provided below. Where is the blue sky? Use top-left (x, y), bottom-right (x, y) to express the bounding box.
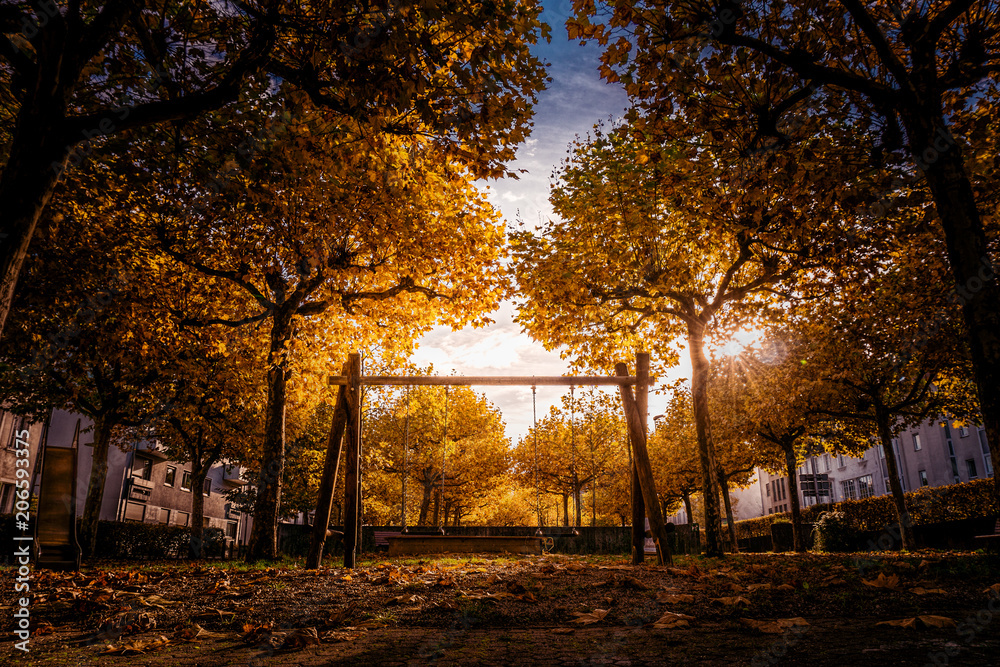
top-left (410, 9), bottom-right (682, 442)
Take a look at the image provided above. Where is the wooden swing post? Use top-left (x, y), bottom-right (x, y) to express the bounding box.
top-left (306, 360), bottom-right (351, 569)
top-left (343, 353), bottom-right (362, 568)
top-left (617, 353), bottom-right (673, 566)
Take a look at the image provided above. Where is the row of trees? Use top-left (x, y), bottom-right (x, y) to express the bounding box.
top-left (0, 0), bottom-right (553, 561)
top-left (511, 1), bottom-right (999, 556)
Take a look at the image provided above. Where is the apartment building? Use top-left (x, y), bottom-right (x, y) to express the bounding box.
top-left (757, 418), bottom-right (993, 515)
top-left (0, 407), bottom-right (251, 550)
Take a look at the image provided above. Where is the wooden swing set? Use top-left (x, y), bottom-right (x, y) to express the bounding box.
top-left (305, 352), bottom-right (673, 568)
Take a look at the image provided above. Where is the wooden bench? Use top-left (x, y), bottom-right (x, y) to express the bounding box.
top-left (974, 518), bottom-right (1000, 552)
top-left (373, 530), bottom-right (401, 551)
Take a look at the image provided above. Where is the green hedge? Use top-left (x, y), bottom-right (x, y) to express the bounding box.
top-left (0, 516), bottom-right (227, 561)
top-left (735, 478), bottom-right (997, 539)
top-left (91, 521), bottom-right (227, 559)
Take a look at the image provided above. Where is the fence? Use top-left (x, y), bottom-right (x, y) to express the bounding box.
top-left (279, 523), bottom-right (702, 557)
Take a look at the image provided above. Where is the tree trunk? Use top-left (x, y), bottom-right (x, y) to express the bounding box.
top-left (433, 487), bottom-right (441, 527)
top-left (189, 464), bottom-right (209, 558)
top-left (590, 479), bottom-right (597, 526)
top-left (0, 86), bottom-right (73, 337)
top-left (682, 490), bottom-right (693, 525)
top-left (418, 479), bottom-right (433, 525)
top-left (562, 493), bottom-right (569, 527)
top-left (688, 321), bottom-right (723, 556)
top-left (246, 311), bottom-right (294, 561)
top-left (902, 112), bottom-right (1000, 516)
top-left (875, 411), bottom-right (916, 549)
top-left (783, 443), bottom-right (805, 552)
top-left (80, 414), bottom-right (112, 559)
top-left (718, 467), bottom-right (738, 553)
top-left (574, 484), bottom-right (582, 528)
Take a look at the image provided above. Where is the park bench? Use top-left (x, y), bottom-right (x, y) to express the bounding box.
top-left (974, 518), bottom-right (1000, 552)
top-left (373, 530), bottom-right (401, 551)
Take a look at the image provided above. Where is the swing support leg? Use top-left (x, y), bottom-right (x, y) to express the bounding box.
top-left (343, 353), bottom-right (363, 568)
top-left (617, 354), bottom-right (673, 566)
top-left (306, 360), bottom-right (351, 569)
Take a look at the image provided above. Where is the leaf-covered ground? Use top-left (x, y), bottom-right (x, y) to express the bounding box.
top-left (3, 551), bottom-right (999, 665)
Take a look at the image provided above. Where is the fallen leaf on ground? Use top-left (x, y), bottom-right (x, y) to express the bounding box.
top-left (863, 573), bottom-right (900, 590)
top-left (174, 624), bottom-right (228, 641)
top-left (566, 562), bottom-right (587, 573)
top-left (321, 627), bottom-right (366, 643)
top-left (984, 584), bottom-right (1000, 596)
top-left (193, 608), bottom-right (235, 621)
top-left (651, 611), bottom-right (694, 629)
top-left (278, 627), bottom-right (320, 650)
top-left (657, 593), bottom-right (695, 604)
top-left (776, 584), bottom-right (796, 591)
top-left (102, 635), bottom-right (171, 655)
top-left (242, 622), bottom-right (274, 644)
top-left (877, 615), bottom-right (956, 630)
top-left (740, 618), bottom-right (809, 634)
top-left (909, 587), bottom-right (947, 595)
top-left (389, 594), bottom-right (425, 605)
top-left (571, 609), bottom-right (609, 625)
top-left (711, 596), bottom-right (750, 606)
top-left (746, 583), bottom-right (772, 592)
top-left (137, 595), bottom-right (181, 609)
top-left (551, 627), bottom-right (575, 634)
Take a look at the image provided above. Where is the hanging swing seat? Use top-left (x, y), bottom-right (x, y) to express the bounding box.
top-left (387, 534), bottom-right (543, 556)
top-left (534, 526), bottom-right (580, 552)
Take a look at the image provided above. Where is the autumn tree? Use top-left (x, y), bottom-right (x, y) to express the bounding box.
top-left (363, 385), bottom-right (511, 528)
top-left (0, 0), bottom-right (549, 336)
top-left (655, 382), bottom-right (761, 549)
top-left (511, 389), bottom-right (628, 528)
top-left (723, 337), bottom-right (836, 552)
top-left (575, 0), bottom-right (1000, 509)
top-left (788, 245), bottom-right (977, 549)
top-left (512, 126), bottom-right (825, 555)
top-left (0, 211), bottom-right (175, 557)
top-left (139, 344), bottom-right (264, 557)
top-left (129, 99), bottom-right (511, 559)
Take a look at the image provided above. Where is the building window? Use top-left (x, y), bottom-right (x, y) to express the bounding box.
top-left (226, 521), bottom-right (238, 539)
top-left (980, 431), bottom-right (993, 476)
top-left (948, 441), bottom-right (960, 482)
top-left (0, 482), bottom-right (14, 513)
top-left (203, 478), bottom-right (211, 497)
top-left (837, 453), bottom-right (846, 468)
top-left (765, 483), bottom-right (770, 497)
top-left (173, 511), bottom-right (190, 527)
top-left (942, 422), bottom-right (952, 438)
top-left (841, 479), bottom-right (857, 501)
top-left (857, 475), bottom-right (875, 499)
top-left (160, 509), bottom-right (171, 524)
top-left (959, 426), bottom-right (970, 437)
top-left (123, 502), bottom-right (146, 522)
top-left (823, 454), bottom-right (830, 472)
top-left (780, 478), bottom-right (787, 500)
top-left (918, 470), bottom-right (928, 486)
top-left (134, 456), bottom-right (152, 481)
top-left (913, 434), bottom-right (921, 451)
top-left (967, 459), bottom-right (978, 479)
top-left (181, 471), bottom-right (192, 492)
top-left (164, 466), bottom-right (176, 487)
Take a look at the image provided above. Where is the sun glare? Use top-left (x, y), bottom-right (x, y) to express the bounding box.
top-left (718, 328), bottom-right (764, 356)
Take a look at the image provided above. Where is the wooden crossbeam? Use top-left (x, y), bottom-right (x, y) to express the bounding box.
top-left (327, 375), bottom-right (651, 387)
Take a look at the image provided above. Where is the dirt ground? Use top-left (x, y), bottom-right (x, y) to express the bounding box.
top-left (2, 551), bottom-right (999, 666)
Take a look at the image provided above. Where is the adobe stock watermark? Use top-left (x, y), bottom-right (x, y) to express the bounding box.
top-left (12, 426), bottom-right (34, 652)
top-left (924, 588), bottom-right (1000, 666)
